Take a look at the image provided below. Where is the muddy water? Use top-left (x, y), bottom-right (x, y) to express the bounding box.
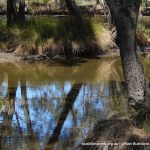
top-left (0, 57), bottom-right (149, 150)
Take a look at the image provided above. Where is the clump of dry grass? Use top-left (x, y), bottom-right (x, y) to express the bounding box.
top-left (77, 116), bottom-right (150, 150)
top-left (137, 32), bottom-right (150, 47)
top-left (15, 43), bottom-right (37, 55)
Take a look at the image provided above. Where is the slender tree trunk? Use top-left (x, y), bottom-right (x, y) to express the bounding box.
top-left (64, 0), bottom-right (83, 24)
top-left (96, 0), bottom-right (100, 5)
top-left (19, 0), bottom-right (25, 23)
top-left (60, 0), bottom-right (65, 9)
top-left (105, 0), bottom-right (145, 107)
top-left (7, 0), bottom-right (18, 26)
top-left (7, 0), bottom-right (13, 26)
top-left (64, 0), bottom-right (84, 58)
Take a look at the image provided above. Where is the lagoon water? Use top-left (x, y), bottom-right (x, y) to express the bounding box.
top-left (0, 57), bottom-right (149, 150)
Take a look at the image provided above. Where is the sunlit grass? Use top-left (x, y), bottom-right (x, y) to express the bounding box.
top-left (0, 16), bottom-right (107, 41)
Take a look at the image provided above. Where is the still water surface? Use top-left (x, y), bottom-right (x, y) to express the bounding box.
top-left (0, 57), bottom-right (149, 150)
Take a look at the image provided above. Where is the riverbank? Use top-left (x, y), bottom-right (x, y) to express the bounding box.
top-left (0, 16), bottom-right (149, 63)
top-left (0, 16), bottom-right (116, 56)
top-left (0, 50), bottom-right (149, 64)
top-left (0, 52), bottom-right (22, 63)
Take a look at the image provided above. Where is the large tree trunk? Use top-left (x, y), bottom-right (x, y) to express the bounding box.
top-left (105, 0), bottom-right (145, 107)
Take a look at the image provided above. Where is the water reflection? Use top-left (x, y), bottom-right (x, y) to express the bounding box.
top-left (0, 57), bottom-right (149, 150)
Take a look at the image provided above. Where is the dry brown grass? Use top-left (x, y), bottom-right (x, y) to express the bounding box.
top-left (77, 116), bottom-right (150, 150)
top-left (137, 32), bottom-right (150, 47)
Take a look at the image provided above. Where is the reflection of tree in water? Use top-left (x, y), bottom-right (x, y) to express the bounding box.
top-left (0, 59), bottom-right (127, 150)
top-left (0, 79), bottom-right (40, 150)
top-left (51, 81), bottom-right (129, 150)
top-left (21, 81), bottom-right (33, 136)
top-left (108, 81), bottom-right (128, 115)
top-left (20, 80), bottom-right (38, 150)
top-left (77, 61), bottom-right (150, 150)
top-left (0, 58), bottom-right (123, 84)
top-left (0, 58), bottom-right (149, 150)
top-left (0, 76), bottom-right (17, 149)
top-left (45, 83), bottom-right (82, 150)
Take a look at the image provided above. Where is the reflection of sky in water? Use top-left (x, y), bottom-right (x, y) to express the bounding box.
top-left (0, 80), bottom-right (8, 99)
top-left (0, 80), bottom-right (108, 149)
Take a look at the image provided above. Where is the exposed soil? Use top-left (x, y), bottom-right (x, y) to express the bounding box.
top-left (0, 52), bottom-right (22, 63)
top-left (0, 49), bottom-right (149, 64)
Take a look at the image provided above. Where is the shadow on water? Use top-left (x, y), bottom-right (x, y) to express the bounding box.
top-left (0, 57), bottom-right (149, 150)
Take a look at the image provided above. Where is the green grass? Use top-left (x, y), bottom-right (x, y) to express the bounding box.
top-left (0, 16), bottom-right (111, 55)
top-left (0, 16), bottom-right (149, 56)
top-left (4, 17), bottom-right (102, 44)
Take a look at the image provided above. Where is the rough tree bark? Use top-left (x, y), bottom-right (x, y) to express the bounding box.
top-left (105, 0), bottom-right (145, 107)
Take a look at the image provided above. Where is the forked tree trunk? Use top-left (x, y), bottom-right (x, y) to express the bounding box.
top-left (105, 0), bottom-right (145, 107)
